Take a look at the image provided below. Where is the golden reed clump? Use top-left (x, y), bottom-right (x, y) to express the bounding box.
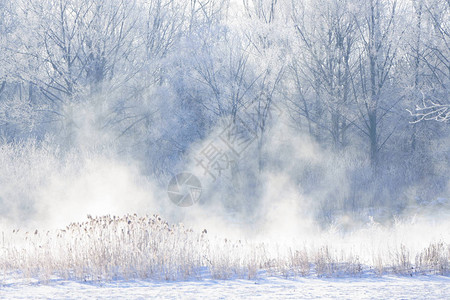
top-left (1, 215), bottom-right (449, 282)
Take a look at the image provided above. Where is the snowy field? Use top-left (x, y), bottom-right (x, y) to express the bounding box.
top-left (2, 276), bottom-right (450, 299)
top-left (1, 213), bottom-right (450, 299)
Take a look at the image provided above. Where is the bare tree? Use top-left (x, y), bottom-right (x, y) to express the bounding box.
top-left (10, 0), bottom-right (142, 145)
top-left (407, 0), bottom-right (449, 124)
top-left (240, 0), bottom-right (287, 171)
top-left (351, 0), bottom-right (402, 168)
top-left (291, 0), bottom-right (357, 149)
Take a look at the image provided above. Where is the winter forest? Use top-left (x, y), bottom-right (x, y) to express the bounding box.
top-left (0, 0), bottom-right (449, 295)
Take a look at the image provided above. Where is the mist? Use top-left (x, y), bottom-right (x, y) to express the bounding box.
top-left (0, 0), bottom-right (448, 265)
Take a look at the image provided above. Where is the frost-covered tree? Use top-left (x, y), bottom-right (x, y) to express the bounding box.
top-left (0, 0), bottom-right (448, 218)
top-left (351, 0), bottom-right (403, 168)
top-left (407, 0), bottom-right (449, 124)
top-left (290, 0), bottom-right (357, 149)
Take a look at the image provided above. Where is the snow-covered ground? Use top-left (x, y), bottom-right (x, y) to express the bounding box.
top-left (2, 276), bottom-right (450, 299)
top-left (1, 212), bottom-right (449, 299)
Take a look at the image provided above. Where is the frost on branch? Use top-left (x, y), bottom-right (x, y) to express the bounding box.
top-left (408, 100), bottom-right (450, 123)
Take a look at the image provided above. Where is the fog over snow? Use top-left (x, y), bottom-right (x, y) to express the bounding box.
top-left (0, 0), bottom-right (449, 299)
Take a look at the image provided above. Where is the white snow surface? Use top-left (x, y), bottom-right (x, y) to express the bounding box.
top-left (1, 276), bottom-right (450, 299)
